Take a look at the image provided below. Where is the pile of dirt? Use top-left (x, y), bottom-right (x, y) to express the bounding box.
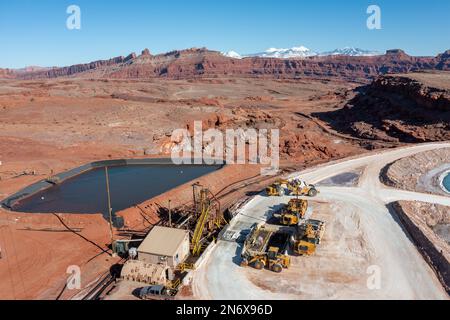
top-left (314, 71), bottom-right (450, 142)
top-left (392, 201), bottom-right (449, 294)
top-left (381, 148), bottom-right (450, 196)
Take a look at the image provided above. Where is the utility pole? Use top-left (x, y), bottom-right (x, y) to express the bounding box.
top-left (105, 166), bottom-right (115, 256)
top-left (168, 200), bottom-right (172, 227)
top-left (192, 183), bottom-right (197, 212)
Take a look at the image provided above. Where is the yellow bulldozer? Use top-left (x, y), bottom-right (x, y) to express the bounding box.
top-left (292, 219), bottom-right (325, 256)
top-left (278, 199), bottom-right (308, 226)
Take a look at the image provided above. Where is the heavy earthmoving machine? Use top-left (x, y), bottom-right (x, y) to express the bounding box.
top-left (288, 179), bottom-right (319, 197)
top-left (291, 219), bottom-right (325, 256)
top-left (266, 179), bottom-right (318, 197)
top-left (276, 198), bottom-right (308, 226)
top-left (265, 179), bottom-right (289, 196)
top-left (240, 223), bottom-right (291, 273)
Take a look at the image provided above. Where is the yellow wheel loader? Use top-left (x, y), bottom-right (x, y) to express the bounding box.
top-left (292, 219), bottom-right (325, 256)
top-left (279, 212), bottom-right (299, 226)
top-left (241, 246), bottom-right (290, 273)
top-left (292, 240), bottom-right (318, 256)
top-left (277, 199), bottom-right (308, 226)
top-left (266, 246), bottom-right (290, 272)
top-left (287, 198), bottom-right (308, 212)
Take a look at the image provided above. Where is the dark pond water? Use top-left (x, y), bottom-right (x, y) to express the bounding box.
top-left (11, 164), bottom-right (221, 216)
top-left (443, 172), bottom-right (450, 193)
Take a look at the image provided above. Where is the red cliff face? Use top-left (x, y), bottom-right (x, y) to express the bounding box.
top-left (4, 48), bottom-right (450, 82)
top-left (436, 50), bottom-right (450, 70)
top-left (0, 68), bottom-right (16, 79)
top-left (16, 55), bottom-right (136, 80)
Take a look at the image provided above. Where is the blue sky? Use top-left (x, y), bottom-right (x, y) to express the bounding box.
top-left (0, 0), bottom-right (449, 68)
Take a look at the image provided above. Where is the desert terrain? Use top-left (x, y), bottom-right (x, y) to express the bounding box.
top-left (0, 76), bottom-right (364, 299)
top-left (0, 48), bottom-right (449, 299)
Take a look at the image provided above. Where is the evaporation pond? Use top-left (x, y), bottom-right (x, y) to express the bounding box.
top-left (12, 164), bottom-right (221, 214)
top-left (443, 173), bottom-right (450, 193)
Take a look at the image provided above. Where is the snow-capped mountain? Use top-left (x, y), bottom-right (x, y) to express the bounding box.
top-left (222, 46), bottom-right (381, 59)
top-left (319, 47), bottom-right (382, 57)
top-left (248, 46), bottom-right (317, 58)
top-left (221, 51), bottom-right (243, 59)
top-left (222, 46), bottom-right (316, 59)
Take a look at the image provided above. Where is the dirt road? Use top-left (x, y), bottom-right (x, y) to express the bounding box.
top-left (191, 143), bottom-right (450, 299)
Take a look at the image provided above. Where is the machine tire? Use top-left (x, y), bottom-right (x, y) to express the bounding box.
top-left (272, 264), bottom-right (283, 273)
top-left (308, 188), bottom-right (318, 197)
top-left (253, 260), bottom-right (264, 270)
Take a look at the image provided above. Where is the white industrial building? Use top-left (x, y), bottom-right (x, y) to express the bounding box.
top-left (137, 226), bottom-right (190, 268)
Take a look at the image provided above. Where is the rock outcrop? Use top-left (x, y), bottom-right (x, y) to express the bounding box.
top-left (0, 68), bottom-right (15, 79)
top-left (314, 71), bottom-right (450, 142)
top-left (17, 55), bottom-right (135, 80)
top-left (392, 201), bottom-right (449, 294)
top-left (141, 48), bottom-right (151, 56)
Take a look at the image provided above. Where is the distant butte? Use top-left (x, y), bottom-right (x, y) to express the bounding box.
top-left (141, 48), bottom-right (151, 56)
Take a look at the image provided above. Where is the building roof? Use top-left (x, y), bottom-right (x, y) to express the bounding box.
top-left (138, 226), bottom-right (189, 257)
